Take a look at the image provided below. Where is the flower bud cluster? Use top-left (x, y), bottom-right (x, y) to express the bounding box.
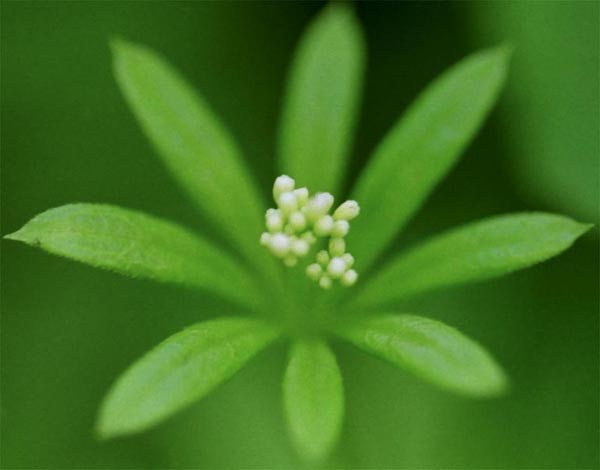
top-left (260, 175), bottom-right (359, 289)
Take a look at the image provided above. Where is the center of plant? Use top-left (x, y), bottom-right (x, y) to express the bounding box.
top-left (260, 175), bottom-right (360, 289)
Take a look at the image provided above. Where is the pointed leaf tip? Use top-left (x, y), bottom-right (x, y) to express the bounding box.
top-left (97, 317), bottom-right (278, 439)
top-left (338, 314), bottom-right (508, 398)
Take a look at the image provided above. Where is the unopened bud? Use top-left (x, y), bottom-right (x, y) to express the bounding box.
top-left (306, 263), bottom-right (323, 281)
top-left (283, 255), bottom-right (298, 267)
top-left (341, 269), bottom-right (358, 287)
top-left (333, 200), bottom-right (360, 221)
top-left (269, 233), bottom-right (291, 257)
top-left (265, 209), bottom-right (284, 232)
top-left (327, 257), bottom-right (347, 279)
top-left (305, 192), bottom-right (334, 222)
top-left (314, 215), bottom-right (334, 236)
top-left (342, 253), bottom-right (355, 268)
top-left (319, 275), bottom-right (332, 290)
top-left (294, 187), bottom-right (309, 206)
top-left (329, 237), bottom-right (346, 257)
top-left (288, 211), bottom-right (307, 232)
top-left (316, 250), bottom-right (330, 266)
top-left (291, 238), bottom-right (310, 257)
top-left (331, 220), bottom-right (350, 238)
top-left (260, 232), bottom-right (271, 246)
top-left (273, 175), bottom-right (295, 200)
top-left (278, 192), bottom-right (298, 215)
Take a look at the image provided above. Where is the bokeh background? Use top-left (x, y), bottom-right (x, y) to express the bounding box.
top-left (2, 2), bottom-right (598, 468)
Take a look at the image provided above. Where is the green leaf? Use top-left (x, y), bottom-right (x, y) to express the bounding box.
top-left (111, 39), bottom-right (266, 270)
top-left (349, 46), bottom-right (511, 270)
top-left (283, 339), bottom-right (344, 462)
top-left (338, 314), bottom-right (507, 397)
top-left (354, 213), bottom-right (591, 308)
top-left (5, 204), bottom-right (263, 309)
top-left (278, 3), bottom-right (365, 195)
top-left (96, 317), bottom-right (278, 438)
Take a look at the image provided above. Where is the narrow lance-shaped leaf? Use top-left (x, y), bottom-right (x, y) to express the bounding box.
top-left (349, 46), bottom-right (511, 270)
top-left (111, 39), bottom-right (268, 272)
top-left (354, 213), bottom-right (591, 308)
top-left (278, 3), bottom-right (365, 195)
top-left (338, 314), bottom-right (507, 397)
top-left (97, 317), bottom-right (279, 438)
top-left (283, 339), bottom-right (344, 462)
top-left (5, 204), bottom-right (263, 309)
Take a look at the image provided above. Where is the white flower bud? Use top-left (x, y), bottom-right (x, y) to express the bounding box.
top-left (327, 257), bottom-right (347, 279)
top-left (260, 232), bottom-right (271, 246)
top-left (273, 175), bottom-right (295, 200)
top-left (306, 263), bottom-right (323, 281)
top-left (294, 187), bottom-right (309, 206)
top-left (288, 211), bottom-right (307, 232)
top-left (319, 275), bottom-right (332, 290)
top-left (268, 233), bottom-right (291, 257)
top-left (333, 200), bottom-right (360, 221)
top-left (304, 192), bottom-right (334, 222)
top-left (341, 269), bottom-right (358, 287)
top-left (329, 237), bottom-right (346, 257)
top-left (265, 209), bottom-right (284, 232)
top-left (342, 253), bottom-right (355, 268)
top-left (291, 238), bottom-right (310, 257)
top-left (283, 255), bottom-right (298, 267)
top-left (316, 250), bottom-right (330, 266)
top-left (331, 220), bottom-right (350, 238)
top-left (314, 215), bottom-right (334, 236)
top-left (278, 192), bottom-right (298, 215)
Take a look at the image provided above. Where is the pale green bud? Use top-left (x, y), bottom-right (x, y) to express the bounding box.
top-left (314, 215), bottom-right (334, 236)
top-left (291, 238), bottom-right (310, 257)
top-left (269, 233), bottom-right (291, 257)
top-left (331, 220), bottom-right (350, 238)
top-left (319, 275), bottom-right (332, 290)
top-left (294, 187), bottom-right (309, 206)
top-left (265, 209), bottom-right (284, 232)
top-left (302, 231), bottom-right (317, 245)
top-left (288, 211), bottom-right (307, 232)
top-left (329, 237), bottom-right (346, 257)
top-left (333, 200), bottom-right (360, 221)
top-left (306, 263), bottom-right (323, 281)
top-left (316, 250), bottom-right (330, 266)
top-left (327, 257), bottom-right (347, 279)
top-left (341, 269), bottom-right (358, 287)
top-left (304, 192), bottom-right (334, 222)
top-left (283, 255), bottom-right (298, 267)
top-left (273, 175), bottom-right (295, 200)
top-left (342, 253), bottom-right (355, 269)
top-left (278, 192), bottom-right (298, 215)
top-left (259, 232), bottom-right (271, 246)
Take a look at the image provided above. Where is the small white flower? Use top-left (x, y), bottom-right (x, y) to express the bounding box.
top-left (273, 175), bottom-right (295, 200)
top-left (260, 232), bottom-right (271, 246)
top-left (333, 200), bottom-right (360, 221)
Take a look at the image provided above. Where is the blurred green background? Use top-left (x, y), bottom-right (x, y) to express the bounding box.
top-left (2, 2), bottom-right (598, 468)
